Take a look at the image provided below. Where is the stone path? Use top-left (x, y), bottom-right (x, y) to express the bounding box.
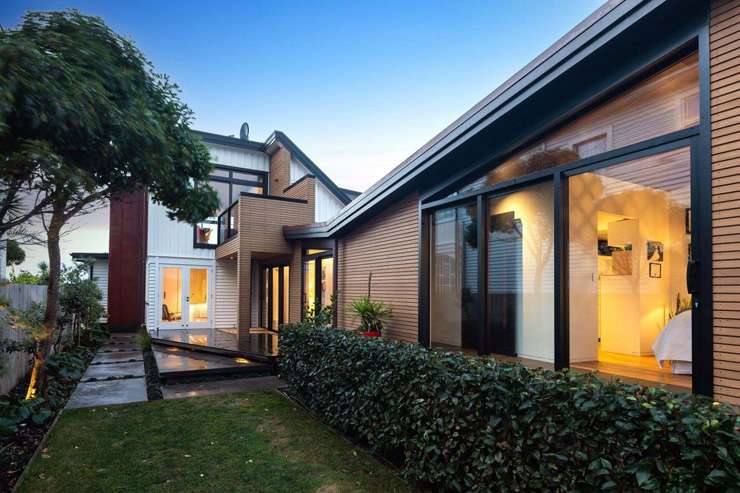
top-left (162, 375), bottom-right (284, 400)
top-left (66, 334), bottom-right (148, 409)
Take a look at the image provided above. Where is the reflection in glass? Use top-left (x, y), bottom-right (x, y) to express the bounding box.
top-left (457, 53), bottom-right (699, 194)
top-left (321, 257), bottom-right (334, 307)
top-left (304, 260), bottom-right (316, 309)
top-left (430, 203), bottom-right (479, 352)
top-left (487, 182), bottom-right (554, 362)
top-left (272, 267), bottom-right (280, 329)
top-left (283, 266), bottom-right (290, 323)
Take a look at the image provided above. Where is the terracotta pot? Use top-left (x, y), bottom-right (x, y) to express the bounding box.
top-left (362, 331), bottom-right (381, 338)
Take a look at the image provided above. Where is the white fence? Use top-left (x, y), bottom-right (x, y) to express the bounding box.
top-left (0, 284), bottom-right (47, 395)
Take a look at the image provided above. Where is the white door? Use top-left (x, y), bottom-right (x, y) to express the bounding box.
top-left (159, 265), bottom-right (212, 329)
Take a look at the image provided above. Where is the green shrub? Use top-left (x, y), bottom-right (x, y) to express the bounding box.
top-left (279, 324), bottom-right (740, 492)
top-left (348, 296), bottom-right (392, 333)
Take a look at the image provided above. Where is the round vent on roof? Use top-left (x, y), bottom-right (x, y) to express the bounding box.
top-left (239, 122), bottom-right (250, 140)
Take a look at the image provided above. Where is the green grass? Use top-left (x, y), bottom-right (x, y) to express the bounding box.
top-left (18, 391), bottom-right (415, 493)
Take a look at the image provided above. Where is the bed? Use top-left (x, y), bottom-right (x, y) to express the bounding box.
top-left (652, 310), bottom-right (692, 375)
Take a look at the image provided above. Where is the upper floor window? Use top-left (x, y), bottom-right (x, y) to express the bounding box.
top-left (456, 52), bottom-right (699, 194)
top-left (194, 165), bottom-right (267, 248)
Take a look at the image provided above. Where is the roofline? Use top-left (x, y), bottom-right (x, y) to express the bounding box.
top-left (286, 0), bottom-right (672, 239)
top-left (265, 131), bottom-right (353, 205)
top-left (71, 252), bottom-right (109, 260)
top-left (192, 129), bottom-right (266, 152)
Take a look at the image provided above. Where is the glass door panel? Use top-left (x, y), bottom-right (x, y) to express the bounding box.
top-left (283, 266), bottom-right (290, 323)
top-left (486, 181), bottom-right (554, 362)
top-left (320, 258), bottom-right (334, 307)
top-left (271, 267), bottom-right (280, 330)
top-left (161, 267), bottom-right (183, 327)
top-left (568, 147), bottom-right (692, 390)
top-left (188, 268), bottom-right (209, 327)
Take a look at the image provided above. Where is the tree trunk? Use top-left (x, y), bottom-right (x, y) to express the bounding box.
top-left (24, 209), bottom-right (64, 400)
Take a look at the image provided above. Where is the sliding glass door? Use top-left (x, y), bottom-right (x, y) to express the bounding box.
top-left (261, 265), bottom-right (289, 331)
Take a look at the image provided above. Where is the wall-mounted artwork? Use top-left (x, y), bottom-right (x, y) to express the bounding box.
top-left (647, 240), bottom-right (664, 262)
top-left (649, 262), bottom-right (662, 278)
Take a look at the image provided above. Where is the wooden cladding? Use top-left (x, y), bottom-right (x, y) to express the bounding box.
top-left (711, 0), bottom-right (740, 404)
top-left (337, 193), bottom-right (420, 342)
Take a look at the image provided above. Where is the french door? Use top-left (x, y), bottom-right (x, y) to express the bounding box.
top-left (159, 265), bottom-right (212, 329)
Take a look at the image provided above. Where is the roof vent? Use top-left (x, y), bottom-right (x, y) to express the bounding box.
top-left (239, 122), bottom-right (250, 140)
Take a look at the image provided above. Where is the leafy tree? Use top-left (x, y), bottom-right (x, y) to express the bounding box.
top-left (8, 261), bottom-right (48, 285)
top-left (0, 10), bottom-right (219, 398)
top-left (59, 261), bottom-right (104, 345)
top-left (5, 239), bottom-right (24, 266)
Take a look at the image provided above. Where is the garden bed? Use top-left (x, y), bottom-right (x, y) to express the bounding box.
top-left (0, 328), bottom-right (108, 491)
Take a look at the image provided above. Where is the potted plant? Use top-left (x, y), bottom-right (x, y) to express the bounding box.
top-left (350, 273), bottom-right (391, 337)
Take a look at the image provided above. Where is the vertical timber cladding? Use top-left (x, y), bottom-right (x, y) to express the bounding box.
top-left (337, 192), bottom-right (419, 342)
top-left (711, 0), bottom-right (740, 404)
top-left (108, 190), bottom-right (147, 331)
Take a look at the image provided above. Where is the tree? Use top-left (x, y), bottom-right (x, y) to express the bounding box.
top-left (5, 238), bottom-right (24, 266)
top-left (0, 10), bottom-right (219, 398)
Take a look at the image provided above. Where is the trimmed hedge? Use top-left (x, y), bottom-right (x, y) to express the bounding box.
top-left (279, 324), bottom-right (740, 492)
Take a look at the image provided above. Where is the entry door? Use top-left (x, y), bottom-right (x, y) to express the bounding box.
top-left (160, 265), bottom-right (212, 329)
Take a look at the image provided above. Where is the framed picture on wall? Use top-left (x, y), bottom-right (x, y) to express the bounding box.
top-left (649, 262), bottom-right (662, 278)
top-left (647, 241), bottom-right (664, 262)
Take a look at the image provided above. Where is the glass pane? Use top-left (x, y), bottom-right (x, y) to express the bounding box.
top-left (262, 268), bottom-right (269, 327)
top-left (210, 168), bottom-right (230, 178)
top-left (234, 183), bottom-right (263, 196)
top-left (195, 218), bottom-right (218, 245)
top-left (210, 180), bottom-right (231, 211)
top-left (283, 266), bottom-right (290, 323)
top-left (458, 53), bottom-right (698, 194)
top-left (233, 171), bottom-right (264, 182)
top-left (161, 267), bottom-right (182, 322)
top-left (430, 203), bottom-right (479, 352)
top-left (272, 267), bottom-right (280, 329)
top-left (487, 182), bottom-right (554, 362)
top-left (321, 257), bottom-right (334, 307)
top-left (304, 260), bottom-right (316, 310)
top-left (189, 268), bottom-right (209, 323)
top-left (306, 248), bottom-right (329, 255)
top-left (568, 147), bottom-right (691, 390)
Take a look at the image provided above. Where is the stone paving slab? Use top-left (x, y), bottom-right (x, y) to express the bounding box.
top-left (66, 378), bottom-right (147, 409)
top-left (91, 351), bottom-right (143, 365)
top-left (81, 361), bottom-right (145, 381)
top-left (162, 376), bottom-right (285, 400)
top-left (99, 344), bottom-right (139, 353)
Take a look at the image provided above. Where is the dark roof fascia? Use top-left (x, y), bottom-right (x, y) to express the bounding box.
top-left (240, 191), bottom-right (308, 204)
top-left (192, 129), bottom-right (267, 152)
top-left (71, 252), bottom-right (109, 260)
top-left (301, 0), bottom-right (673, 239)
top-left (266, 131), bottom-right (352, 205)
top-left (340, 188), bottom-right (362, 199)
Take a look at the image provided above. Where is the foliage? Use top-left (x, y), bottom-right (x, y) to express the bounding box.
top-left (137, 325), bottom-right (152, 351)
top-left (59, 261), bottom-right (104, 336)
top-left (280, 324), bottom-right (740, 492)
top-left (302, 296), bottom-right (335, 328)
top-left (349, 296), bottom-right (392, 334)
top-left (0, 396), bottom-right (51, 437)
top-left (5, 239), bottom-right (24, 267)
top-left (8, 262), bottom-right (48, 285)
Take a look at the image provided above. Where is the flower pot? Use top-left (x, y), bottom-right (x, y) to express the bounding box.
top-left (362, 331), bottom-right (381, 338)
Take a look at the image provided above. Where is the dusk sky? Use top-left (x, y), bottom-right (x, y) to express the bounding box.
top-left (2, 0), bottom-right (603, 271)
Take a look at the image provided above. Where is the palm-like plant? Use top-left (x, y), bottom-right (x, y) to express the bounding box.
top-left (350, 296), bottom-right (392, 334)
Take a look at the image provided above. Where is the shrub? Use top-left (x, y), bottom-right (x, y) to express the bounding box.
top-left (279, 324), bottom-right (740, 492)
top-left (348, 296), bottom-right (392, 334)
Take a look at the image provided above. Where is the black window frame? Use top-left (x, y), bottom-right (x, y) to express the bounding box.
top-left (193, 164), bottom-right (268, 249)
top-left (301, 249), bottom-right (334, 318)
top-left (418, 36), bottom-right (713, 397)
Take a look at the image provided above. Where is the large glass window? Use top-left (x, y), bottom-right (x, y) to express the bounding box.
top-left (195, 166), bottom-right (266, 247)
top-left (303, 253), bottom-right (334, 313)
top-left (457, 53), bottom-right (698, 194)
top-left (487, 182), bottom-right (554, 362)
top-left (568, 147), bottom-right (691, 390)
top-left (430, 203), bottom-right (479, 353)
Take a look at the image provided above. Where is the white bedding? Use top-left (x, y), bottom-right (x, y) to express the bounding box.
top-left (652, 310), bottom-right (692, 375)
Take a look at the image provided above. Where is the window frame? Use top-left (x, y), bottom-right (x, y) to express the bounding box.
top-left (193, 164), bottom-right (268, 249)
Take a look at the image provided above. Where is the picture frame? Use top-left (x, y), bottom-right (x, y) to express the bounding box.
top-left (649, 262), bottom-right (662, 278)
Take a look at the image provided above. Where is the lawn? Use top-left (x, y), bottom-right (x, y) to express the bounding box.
top-left (18, 391), bottom-right (415, 493)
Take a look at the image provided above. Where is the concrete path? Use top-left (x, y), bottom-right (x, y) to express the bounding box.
top-left (162, 375), bottom-right (284, 400)
top-left (66, 334), bottom-right (148, 410)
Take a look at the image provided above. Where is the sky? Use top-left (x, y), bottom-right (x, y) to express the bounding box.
top-left (1, 0), bottom-right (603, 272)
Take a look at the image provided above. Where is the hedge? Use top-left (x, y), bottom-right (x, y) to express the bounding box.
top-left (279, 323), bottom-right (740, 492)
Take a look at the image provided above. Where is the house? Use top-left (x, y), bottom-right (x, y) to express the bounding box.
top-left (101, 0), bottom-right (739, 404)
top-left (86, 127), bottom-right (356, 346)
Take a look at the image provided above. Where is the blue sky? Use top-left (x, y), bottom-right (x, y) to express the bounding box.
top-left (3, 0), bottom-right (602, 191)
top-left (2, 0), bottom-right (603, 271)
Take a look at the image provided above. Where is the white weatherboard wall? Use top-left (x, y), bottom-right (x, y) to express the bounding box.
top-left (90, 258), bottom-right (109, 316)
top-left (290, 158), bottom-right (345, 222)
top-left (215, 260), bottom-right (238, 328)
top-left (207, 143), bottom-right (269, 172)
